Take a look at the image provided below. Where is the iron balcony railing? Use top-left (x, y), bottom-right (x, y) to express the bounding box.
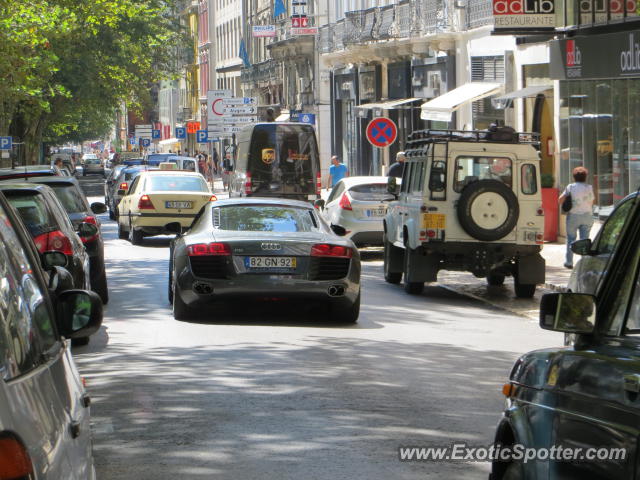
top-left (466, 0), bottom-right (494, 29)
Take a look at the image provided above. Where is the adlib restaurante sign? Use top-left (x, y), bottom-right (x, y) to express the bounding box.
top-left (550, 30), bottom-right (640, 80)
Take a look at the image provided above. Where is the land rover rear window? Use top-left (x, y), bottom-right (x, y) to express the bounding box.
top-left (454, 156), bottom-right (512, 192)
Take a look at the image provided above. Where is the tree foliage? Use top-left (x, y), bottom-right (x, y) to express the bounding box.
top-left (0, 0), bottom-right (185, 152)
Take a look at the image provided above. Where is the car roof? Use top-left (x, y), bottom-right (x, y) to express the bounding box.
top-left (0, 165), bottom-right (56, 173)
top-left (0, 182), bottom-right (53, 193)
top-left (209, 197), bottom-right (314, 209)
top-left (339, 176), bottom-right (390, 187)
top-left (139, 170), bottom-right (203, 177)
top-left (17, 175), bottom-right (80, 186)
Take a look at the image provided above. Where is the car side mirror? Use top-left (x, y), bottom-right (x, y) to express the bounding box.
top-left (117, 189), bottom-right (127, 196)
top-left (571, 238), bottom-right (593, 256)
top-left (330, 224), bottom-right (347, 236)
top-left (78, 222), bottom-right (99, 238)
top-left (165, 221), bottom-right (182, 235)
top-left (539, 292), bottom-right (596, 334)
top-left (90, 202), bottom-right (107, 214)
top-left (47, 266), bottom-right (75, 295)
top-left (387, 176), bottom-right (400, 197)
top-left (314, 199), bottom-right (325, 210)
top-left (42, 251), bottom-right (68, 269)
top-left (55, 290), bottom-right (103, 339)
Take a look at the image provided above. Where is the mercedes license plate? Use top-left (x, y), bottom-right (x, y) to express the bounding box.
top-left (245, 257), bottom-right (297, 269)
top-left (166, 201), bottom-right (192, 209)
top-left (366, 207), bottom-right (386, 218)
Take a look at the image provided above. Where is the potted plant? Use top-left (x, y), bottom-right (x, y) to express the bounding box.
top-left (541, 173), bottom-right (559, 242)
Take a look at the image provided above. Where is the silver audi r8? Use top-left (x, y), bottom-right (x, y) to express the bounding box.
top-left (168, 198), bottom-right (361, 322)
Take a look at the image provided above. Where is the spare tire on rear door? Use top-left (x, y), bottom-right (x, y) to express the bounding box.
top-left (456, 179), bottom-right (519, 242)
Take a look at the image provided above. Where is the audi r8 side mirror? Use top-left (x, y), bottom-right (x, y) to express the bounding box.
top-left (330, 224), bottom-right (347, 236)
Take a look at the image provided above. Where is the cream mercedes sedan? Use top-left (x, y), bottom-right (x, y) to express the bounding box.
top-left (117, 170), bottom-right (216, 244)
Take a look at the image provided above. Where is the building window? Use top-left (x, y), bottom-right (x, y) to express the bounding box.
top-left (471, 56), bottom-right (505, 129)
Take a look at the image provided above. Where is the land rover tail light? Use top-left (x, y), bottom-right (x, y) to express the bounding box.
top-left (536, 206), bottom-right (544, 216)
top-left (316, 171), bottom-right (322, 195)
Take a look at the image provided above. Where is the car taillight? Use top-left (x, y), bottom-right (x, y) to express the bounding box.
top-left (0, 434), bottom-right (34, 479)
top-left (187, 242), bottom-right (231, 256)
top-left (244, 172), bottom-right (252, 195)
top-left (316, 171), bottom-right (322, 195)
top-left (536, 206), bottom-right (544, 216)
top-left (338, 193), bottom-right (352, 211)
top-left (138, 194), bottom-right (155, 209)
top-left (310, 243), bottom-right (353, 258)
top-left (209, 195), bottom-right (217, 202)
top-left (32, 230), bottom-right (73, 255)
top-left (119, 182), bottom-right (128, 190)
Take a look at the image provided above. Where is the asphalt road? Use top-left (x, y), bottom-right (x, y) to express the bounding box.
top-left (74, 173), bottom-right (560, 479)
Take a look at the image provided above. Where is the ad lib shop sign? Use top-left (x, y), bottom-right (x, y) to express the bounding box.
top-left (551, 30), bottom-right (640, 80)
top-left (492, 0), bottom-right (555, 33)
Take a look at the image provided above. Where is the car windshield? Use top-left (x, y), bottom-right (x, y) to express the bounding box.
top-left (214, 205), bottom-right (317, 232)
top-left (46, 183), bottom-right (86, 214)
top-left (349, 183), bottom-right (395, 201)
top-left (86, 159), bottom-right (101, 165)
top-left (3, 192), bottom-right (58, 237)
top-left (454, 156), bottom-right (513, 192)
top-left (148, 176), bottom-right (207, 192)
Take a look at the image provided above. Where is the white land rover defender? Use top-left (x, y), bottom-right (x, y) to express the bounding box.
top-left (383, 128), bottom-right (545, 298)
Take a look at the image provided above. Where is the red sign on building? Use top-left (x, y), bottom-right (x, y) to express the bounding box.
top-left (187, 121), bottom-right (201, 134)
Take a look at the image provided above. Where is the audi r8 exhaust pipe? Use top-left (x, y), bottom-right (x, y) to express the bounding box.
top-left (193, 282), bottom-right (213, 294)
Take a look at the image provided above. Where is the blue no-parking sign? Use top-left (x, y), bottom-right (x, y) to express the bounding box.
top-left (0, 137), bottom-right (12, 150)
top-left (175, 127), bottom-right (186, 139)
top-left (196, 130), bottom-right (208, 143)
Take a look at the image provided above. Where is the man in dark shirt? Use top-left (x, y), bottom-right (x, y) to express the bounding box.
top-left (387, 151), bottom-right (406, 178)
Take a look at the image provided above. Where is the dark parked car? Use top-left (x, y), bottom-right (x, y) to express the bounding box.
top-left (105, 165), bottom-right (127, 219)
top-left (0, 164), bottom-right (64, 180)
top-left (168, 198), bottom-right (361, 322)
top-left (0, 183), bottom-right (94, 291)
top-left (0, 189), bottom-right (103, 478)
top-left (490, 193), bottom-right (640, 479)
top-left (21, 176), bottom-right (109, 303)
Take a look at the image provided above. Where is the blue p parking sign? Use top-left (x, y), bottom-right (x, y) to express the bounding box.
top-left (176, 127), bottom-right (186, 139)
top-left (140, 138), bottom-right (151, 147)
top-left (196, 130), bottom-right (208, 143)
top-left (0, 137), bottom-right (12, 150)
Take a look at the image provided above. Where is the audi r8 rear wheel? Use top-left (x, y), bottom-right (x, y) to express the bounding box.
top-left (172, 283), bottom-right (192, 320)
top-left (331, 292), bottom-right (360, 324)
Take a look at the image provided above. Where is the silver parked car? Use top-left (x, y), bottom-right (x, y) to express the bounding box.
top-left (82, 154), bottom-right (104, 176)
top-left (0, 190), bottom-right (103, 479)
top-left (168, 198), bottom-right (361, 322)
top-left (317, 176), bottom-right (394, 247)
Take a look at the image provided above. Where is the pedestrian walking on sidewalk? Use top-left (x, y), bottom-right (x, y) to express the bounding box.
top-left (328, 156), bottom-right (348, 189)
top-left (559, 166), bottom-right (594, 269)
top-left (387, 151), bottom-right (406, 178)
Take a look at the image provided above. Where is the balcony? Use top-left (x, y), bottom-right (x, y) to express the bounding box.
top-left (466, 0), bottom-right (493, 29)
top-left (240, 60), bottom-right (280, 85)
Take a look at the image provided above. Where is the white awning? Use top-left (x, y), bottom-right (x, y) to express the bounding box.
top-left (158, 138), bottom-right (181, 146)
top-left (420, 83), bottom-right (502, 122)
top-left (275, 113), bottom-right (290, 122)
top-left (493, 85), bottom-right (552, 101)
top-left (357, 98), bottom-right (421, 110)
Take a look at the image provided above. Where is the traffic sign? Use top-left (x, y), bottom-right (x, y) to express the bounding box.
top-left (223, 106), bottom-right (257, 115)
top-left (366, 117), bottom-right (397, 148)
top-left (135, 124), bottom-right (152, 139)
top-left (223, 116), bottom-right (257, 124)
top-left (152, 129), bottom-right (161, 139)
top-left (187, 121), bottom-right (200, 134)
top-left (129, 137), bottom-right (136, 146)
top-left (207, 90), bottom-right (232, 119)
top-left (223, 126), bottom-right (243, 134)
top-left (299, 113), bottom-right (316, 124)
top-left (140, 138), bottom-right (151, 147)
top-left (196, 130), bottom-right (208, 143)
top-left (0, 137), bottom-right (12, 150)
top-left (222, 97), bottom-right (256, 105)
top-left (175, 127), bottom-right (186, 139)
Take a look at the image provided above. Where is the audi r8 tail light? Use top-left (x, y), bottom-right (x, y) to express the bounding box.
top-left (310, 244), bottom-right (353, 258)
top-left (187, 242), bottom-right (231, 256)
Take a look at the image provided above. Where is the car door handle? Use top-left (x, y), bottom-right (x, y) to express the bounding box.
top-left (623, 374), bottom-right (640, 393)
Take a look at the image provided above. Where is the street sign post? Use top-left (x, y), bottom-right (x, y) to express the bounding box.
top-left (135, 124), bottom-right (153, 139)
top-left (0, 137), bottom-right (12, 150)
top-left (175, 127), bottom-right (186, 139)
top-left (299, 113), bottom-right (316, 124)
top-left (152, 129), bottom-right (161, 139)
top-left (129, 137), bottom-right (136, 146)
top-left (223, 106), bottom-right (257, 115)
top-left (222, 97), bottom-right (257, 105)
top-left (140, 138), bottom-right (151, 148)
top-left (366, 117), bottom-right (397, 148)
top-left (196, 130), bottom-right (208, 143)
top-left (222, 116), bottom-right (257, 124)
